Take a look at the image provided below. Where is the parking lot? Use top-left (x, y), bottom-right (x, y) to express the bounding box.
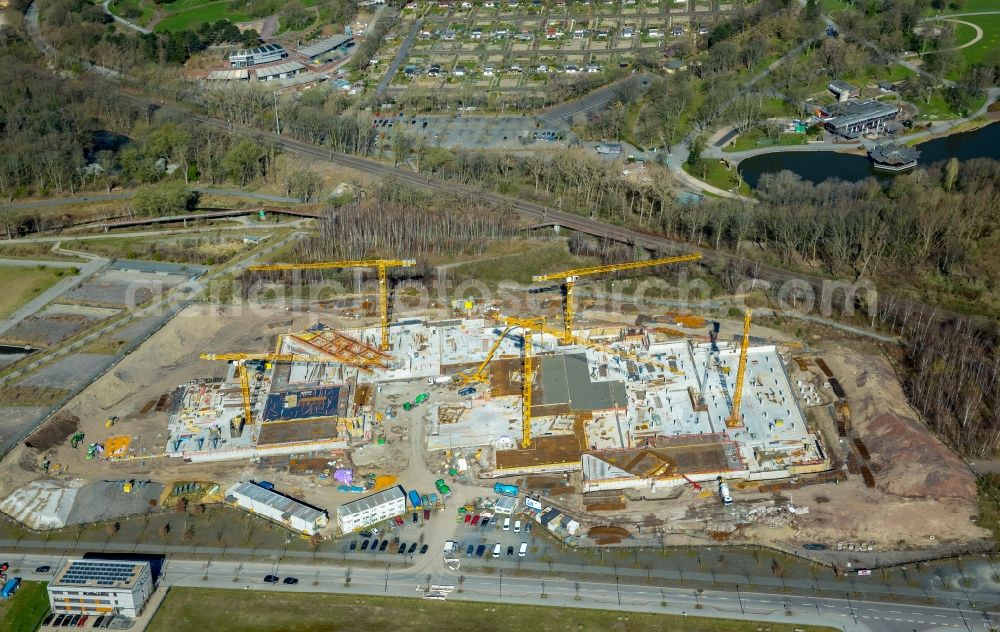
top-left (369, 112), bottom-right (572, 149)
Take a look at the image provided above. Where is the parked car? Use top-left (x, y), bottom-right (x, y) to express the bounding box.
top-left (43, 614), bottom-right (54, 626)
top-left (480, 517), bottom-right (490, 527)
top-left (370, 539), bottom-right (380, 551)
top-left (525, 522), bottom-right (532, 532)
top-left (359, 531), bottom-right (373, 538)
top-left (466, 544), bottom-right (474, 556)
top-left (412, 512), bottom-right (419, 523)
top-left (463, 513), bottom-right (472, 524)
top-left (264, 575), bottom-right (279, 583)
top-left (419, 544), bottom-right (428, 554)
top-left (471, 514), bottom-right (481, 526)
top-left (35, 565), bottom-right (51, 573)
top-left (507, 545), bottom-right (514, 556)
top-left (514, 520), bottom-right (521, 533)
top-left (398, 542), bottom-right (407, 553)
top-left (379, 540), bottom-right (389, 551)
top-left (92, 616), bottom-right (105, 628)
top-left (361, 540), bottom-right (370, 551)
top-left (68, 615), bottom-right (80, 626)
top-left (394, 516), bottom-right (404, 526)
top-left (458, 386), bottom-right (476, 396)
top-left (78, 615), bottom-right (89, 627)
top-left (475, 544), bottom-right (486, 557)
top-left (423, 509), bottom-right (431, 520)
top-left (283, 577), bottom-right (298, 585)
top-left (52, 614), bottom-right (66, 627)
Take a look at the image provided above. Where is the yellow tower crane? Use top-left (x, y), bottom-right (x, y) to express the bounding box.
top-left (498, 316), bottom-right (546, 450)
top-left (531, 253), bottom-right (703, 344)
top-left (727, 309), bottom-right (753, 429)
top-left (200, 352), bottom-right (349, 427)
top-left (248, 259), bottom-right (417, 351)
top-left (456, 323), bottom-right (516, 385)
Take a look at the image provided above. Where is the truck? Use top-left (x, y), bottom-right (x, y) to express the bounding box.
top-left (428, 376), bottom-right (453, 385)
top-left (493, 482), bottom-right (519, 497)
top-left (408, 490), bottom-right (422, 509)
top-left (0, 577), bottom-right (20, 599)
top-left (718, 481), bottom-right (733, 506)
top-left (435, 479), bottom-right (452, 497)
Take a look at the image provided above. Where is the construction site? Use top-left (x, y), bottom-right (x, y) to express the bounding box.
top-left (0, 253), bottom-right (987, 556)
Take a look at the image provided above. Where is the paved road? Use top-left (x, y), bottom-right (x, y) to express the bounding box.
top-left (4, 551), bottom-right (993, 631)
top-left (0, 231), bottom-right (303, 387)
top-left (539, 73), bottom-right (654, 129)
top-left (2, 188), bottom-right (303, 210)
top-left (0, 252), bottom-right (107, 338)
top-left (377, 16), bottom-right (421, 98)
top-left (0, 257), bottom-right (82, 268)
top-left (705, 87), bottom-right (1000, 164)
top-left (101, 0), bottom-right (151, 34)
top-left (0, 222), bottom-right (302, 245)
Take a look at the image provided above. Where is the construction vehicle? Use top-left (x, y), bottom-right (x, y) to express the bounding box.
top-left (681, 475), bottom-right (702, 491)
top-left (69, 432), bottom-right (85, 449)
top-left (200, 352), bottom-right (351, 429)
top-left (531, 253), bottom-right (702, 344)
top-left (727, 309), bottom-right (753, 429)
top-left (248, 259), bottom-right (417, 351)
top-left (105, 416), bottom-right (118, 428)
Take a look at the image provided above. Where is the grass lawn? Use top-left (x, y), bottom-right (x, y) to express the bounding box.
top-left (148, 590), bottom-right (837, 632)
top-left (448, 240), bottom-right (593, 286)
top-left (108, 0), bottom-right (155, 26)
top-left (154, 2), bottom-right (252, 32)
top-left (722, 128), bottom-right (817, 153)
top-left (958, 13), bottom-right (1000, 66)
top-left (682, 161), bottom-right (751, 196)
top-left (916, 91), bottom-right (987, 119)
top-left (936, 0), bottom-right (999, 13)
top-left (0, 265), bottom-right (72, 319)
top-left (0, 581), bottom-right (50, 632)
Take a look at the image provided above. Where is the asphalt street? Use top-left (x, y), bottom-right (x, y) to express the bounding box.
top-left (5, 552), bottom-right (993, 632)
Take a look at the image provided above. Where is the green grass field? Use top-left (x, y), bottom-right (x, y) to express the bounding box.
top-left (154, 1), bottom-right (252, 32)
top-left (147, 589), bottom-right (837, 632)
top-left (0, 581), bottom-right (50, 632)
top-left (682, 161), bottom-right (751, 196)
top-left (108, 0), bottom-right (155, 26)
top-left (958, 13), bottom-right (1000, 65)
top-left (723, 129), bottom-right (814, 153)
top-left (0, 265), bottom-right (72, 319)
top-left (936, 0), bottom-right (999, 13)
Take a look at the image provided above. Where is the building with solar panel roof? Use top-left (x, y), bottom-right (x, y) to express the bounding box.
top-left (47, 559), bottom-right (154, 618)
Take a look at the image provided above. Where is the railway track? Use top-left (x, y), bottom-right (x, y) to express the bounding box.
top-left (185, 111), bottom-right (967, 330)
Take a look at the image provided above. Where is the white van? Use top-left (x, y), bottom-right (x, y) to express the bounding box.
top-left (514, 520), bottom-right (521, 533)
top-left (518, 542), bottom-right (527, 557)
top-left (503, 517), bottom-right (511, 531)
top-left (492, 543), bottom-right (502, 558)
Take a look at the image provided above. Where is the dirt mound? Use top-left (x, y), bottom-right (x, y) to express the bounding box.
top-left (863, 411), bottom-right (975, 499)
top-left (23, 412), bottom-right (79, 452)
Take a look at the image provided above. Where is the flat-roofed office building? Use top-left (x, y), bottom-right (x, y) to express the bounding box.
top-left (47, 559), bottom-right (154, 618)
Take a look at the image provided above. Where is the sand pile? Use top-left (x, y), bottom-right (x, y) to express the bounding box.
top-left (861, 411), bottom-right (976, 499)
top-left (0, 478), bottom-right (81, 529)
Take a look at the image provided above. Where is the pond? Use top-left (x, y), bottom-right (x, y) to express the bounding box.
top-left (738, 122), bottom-right (1000, 188)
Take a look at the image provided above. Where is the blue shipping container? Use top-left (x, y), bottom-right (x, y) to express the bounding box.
top-left (0, 577), bottom-right (21, 599)
top-left (494, 483), bottom-right (519, 497)
top-left (407, 490), bottom-right (422, 509)
top-left (256, 481), bottom-right (275, 490)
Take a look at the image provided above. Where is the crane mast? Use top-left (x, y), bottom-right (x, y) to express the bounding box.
top-left (532, 253), bottom-right (702, 344)
top-left (248, 259), bottom-right (416, 351)
top-left (727, 309), bottom-right (753, 429)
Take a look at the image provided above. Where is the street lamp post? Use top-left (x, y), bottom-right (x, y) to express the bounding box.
top-left (499, 569), bottom-right (503, 598)
top-left (736, 584), bottom-right (745, 615)
top-left (616, 576), bottom-right (621, 606)
top-left (845, 592), bottom-right (857, 624)
top-left (956, 600), bottom-right (972, 632)
top-left (384, 564), bottom-right (390, 593)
